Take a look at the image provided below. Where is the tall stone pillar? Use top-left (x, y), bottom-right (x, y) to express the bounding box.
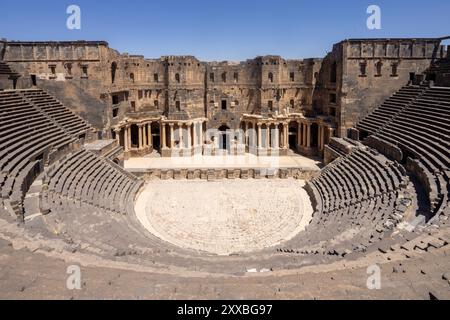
top-left (265, 124), bottom-right (270, 149)
top-left (142, 124), bottom-right (147, 148)
top-left (127, 126), bottom-right (132, 150)
top-left (178, 123), bottom-right (184, 148)
top-left (199, 122), bottom-right (204, 146)
top-left (138, 125), bottom-right (143, 150)
top-left (192, 122), bottom-right (197, 147)
top-left (283, 123), bottom-right (288, 149)
top-left (169, 123), bottom-right (174, 149)
top-left (297, 122), bottom-right (302, 149)
top-left (257, 124), bottom-right (262, 148)
top-left (124, 126), bottom-right (129, 151)
top-left (114, 128), bottom-right (121, 145)
top-left (161, 123), bottom-right (167, 148)
top-left (274, 125), bottom-right (280, 149)
top-left (187, 123), bottom-right (192, 148)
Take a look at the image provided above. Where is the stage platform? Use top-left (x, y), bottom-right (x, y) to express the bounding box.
top-left (124, 153), bottom-right (322, 180)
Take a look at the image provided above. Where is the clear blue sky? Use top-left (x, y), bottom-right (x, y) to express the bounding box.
top-left (1, 0), bottom-right (449, 61)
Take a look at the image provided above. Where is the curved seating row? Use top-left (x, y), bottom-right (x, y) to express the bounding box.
top-left (0, 90), bottom-right (76, 218)
top-left (21, 89), bottom-right (94, 138)
top-left (279, 147), bottom-right (409, 256)
top-left (44, 149), bottom-right (142, 215)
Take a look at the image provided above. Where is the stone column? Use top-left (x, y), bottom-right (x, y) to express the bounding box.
top-left (265, 124), bottom-right (270, 149)
top-left (161, 123), bottom-right (167, 148)
top-left (169, 123), bottom-right (174, 149)
top-left (187, 123), bottom-right (192, 148)
top-left (138, 125), bottom-right (143, 150)
top-left (274, 124), bottom-right (280, 149)
top-left (124, 126), bottom-right (129, 151)
top-left (283, 123), bottom-right (288, 149)
top-left (297, 122), bottom-right (302, 149)
top-left (199, 122), bottom-right (204, 146)
top-left (178, 123), bottom-right (183, 149)
top-left (280, 124), bottom-right (284, 149)
top-left (114, 128), bottom-right (121, 145)
top-left (244, 122), bottom-right (248, 146)
top-left (142, 124), bottom-right (147, 148)
top-left (257, 123), bottom-right (262, 148)
top-left (192, 122), bottom-right (197, 147)
top-left (127, 126), bottom-right (132, 150)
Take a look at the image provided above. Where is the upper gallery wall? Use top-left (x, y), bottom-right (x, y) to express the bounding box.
top-left (1, 38), bottom-right (445, 138)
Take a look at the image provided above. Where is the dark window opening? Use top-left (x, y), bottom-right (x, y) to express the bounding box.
top-left (329, 93), bottom-right (337, 104)
top-left (409, 72), bottom-right (416, 81)
top-left (31, 75), bottom-right (37, 86)
top-left (111, 62), bottom-right (117, 83)
top-left (268, 72), bottom-right (274, 83)
top-left (131, 101), bottom-right (136, 111)
top-left (290, 72), bottom-right (295, 82)
top-left (154, 100), bottom-right (159, 108)
top-left (330, 62), bottom-right (337, 83)
top-left (221, 100), bottom-right (227, 110)
top-left (233, 72), bottom-right (239, 83)
top-left (222, 72), bottom-right (227, 83)
top-left (359, 62), bottom-right (367, 77)
top-left (210, 73), bottom-right (215, 82)
top-left (375, 61), bottom-right (383, 77)
top-left (290, 99), bottom-right (295, 108)
top-left (329, 107), bottom-right (336, 117)
top-left (176, 101), bottom-right (181, 111)
top-left (268, 100), bottom-right (273, 111)
top-left (154, 73), bottom-right (159, 82)
top-left (391, 63), bottom-right (399, 77)
top-left (130, 73), bottom-right (135, 83)
top-left (113, 108), bottom-right (119, 118)
top-left (82, 66), bottom-right (88, 78)
top-left (175, 73), bottom-right (180, 83)
top-left (112, 95), bottom-right (119, 105)
top-left (65, 63), bottom-right (73, 76)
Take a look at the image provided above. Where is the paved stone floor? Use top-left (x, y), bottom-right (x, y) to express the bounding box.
top-left (134, 179), bottom-right (313, 255)
top-left (125, 153), bottom-right (322, 170)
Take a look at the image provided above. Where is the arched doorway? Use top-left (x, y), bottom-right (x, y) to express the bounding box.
top-left (218, 125), bottom-right (230, 151)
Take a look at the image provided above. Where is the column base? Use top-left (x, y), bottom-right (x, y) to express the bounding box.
top-left (161, 147), bottom-right (172, 157)
top-left (298, 146), bottom-right (318, 157)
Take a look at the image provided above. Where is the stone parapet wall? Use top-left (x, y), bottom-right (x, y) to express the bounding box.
top-left (130, 167), bottom-right (318, 181)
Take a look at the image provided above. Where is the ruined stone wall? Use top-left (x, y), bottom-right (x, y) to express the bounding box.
top-left (317, 39), bottom-right (441, 137)
top-left (2, 41), bottom-right (117, 130)
top-left (109, 54), bottom-right (320, 130)
top-left (3, 38), bottom-right (443, 140)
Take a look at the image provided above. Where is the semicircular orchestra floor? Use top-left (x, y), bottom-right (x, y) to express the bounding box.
top-left (134, 179), bottom-right (313, 255)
